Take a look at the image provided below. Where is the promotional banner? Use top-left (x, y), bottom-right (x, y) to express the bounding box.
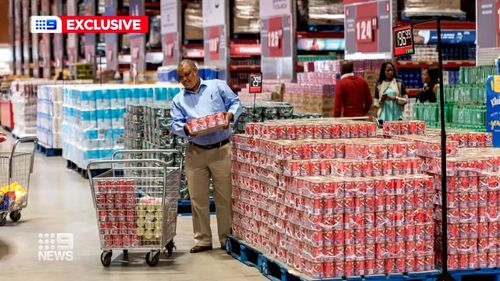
top-left (84, 0), bottom-right (96, 64)
top-left (130, 0), bottom-right (145, 80)
top-left (67, 0), bottom-right (79, 64)
top-left (22, 0), bottom-right (31, 76)
top-left (53, 0), bottom-right (64, 72)
top-left (203, 0), bottom-right (229, 81)
top-left (41, 0), bottom-right (51, 78)
top-left (297, 38), bottom-right (345, 51)
top-left (161, 0), bottom-right (181, 66)
top-left (344, 0), bottom-right (393, 60)
top-left (31, 0), bottom-right (40, 77)
top-left (476, 0), bottom-right (500, 65)
top-left (486, 75), bottom-right (500, 147)
top-left (104, 0), bottom-right (118, 72)
top-left (259, 0), bottom-right (294, 81)
top-left (413, 30), bottom-right (476, 45)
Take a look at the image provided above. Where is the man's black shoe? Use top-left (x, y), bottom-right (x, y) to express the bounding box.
top-left (190, 245), bottom-right (213, 253)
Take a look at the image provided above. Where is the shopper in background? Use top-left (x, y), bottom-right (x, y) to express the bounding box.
top-left (333, 61), bottom-right (373, 117)
top-left (417, 67), bottom-right (439, 103)
top-left (170, 59), bottom-right (242, 253)
top-left (375, 62), bottom-right (408, 123)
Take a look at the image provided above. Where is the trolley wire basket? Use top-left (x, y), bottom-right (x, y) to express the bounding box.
top-left (0, 136), bottom-right (37, 226)
top-left (87, 149), bottom-right (183, 267)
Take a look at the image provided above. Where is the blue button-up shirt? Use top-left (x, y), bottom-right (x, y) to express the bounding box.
top-left (170, 79), bottom-right (242, 145)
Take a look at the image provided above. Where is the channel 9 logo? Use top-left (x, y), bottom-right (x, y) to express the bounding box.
top-left (30, 15), bottom-right (148, 33)
top-left (31, 16), bottom-right (62, 33)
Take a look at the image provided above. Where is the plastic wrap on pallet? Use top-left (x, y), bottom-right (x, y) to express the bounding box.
top-left (184, 1), bottom-right (203, 40)
top-left (233, 0), bottom-right (259, 34)
top-left (10, 79), bottom-right (91, 139)
top-left (62, 84), bottom-right (182, 169)
top-left (403, 0), bottom-right (465, 18)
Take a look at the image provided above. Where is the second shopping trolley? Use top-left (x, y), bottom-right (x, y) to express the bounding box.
top-left (88, 149), bottom-right (182, 267)
top-left (0, 136), bottom-right (37, 226)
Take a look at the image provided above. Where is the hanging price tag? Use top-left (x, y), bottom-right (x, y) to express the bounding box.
top-left (344, 0), bottom-right (392, 60)
top-left (393, 25), bottom-right (414, 56)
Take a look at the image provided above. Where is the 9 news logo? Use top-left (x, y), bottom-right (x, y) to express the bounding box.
top-left (31, 16), bottom-right (62, 33)
top-left (30, 15), bottom-right (148, 34)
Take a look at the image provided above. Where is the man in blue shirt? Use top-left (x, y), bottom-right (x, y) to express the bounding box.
top-left (171, 59), bottom-right (242, 253)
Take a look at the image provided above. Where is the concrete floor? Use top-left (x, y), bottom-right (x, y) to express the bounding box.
top-left (0, 134), bottom-right (265, 281)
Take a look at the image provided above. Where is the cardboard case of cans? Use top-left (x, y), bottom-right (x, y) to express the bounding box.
top-left (186, 112), bottom-right (226, 135)
top-left (231, 119), bottom-right (436, 279)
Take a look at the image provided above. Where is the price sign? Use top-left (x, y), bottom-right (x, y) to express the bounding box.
top-left (161, 0), bottom-right (180, 65)
top-left (266, 16), bottom-right (285, 57)
top-left (249, 73), bottom-right (263, 93)
top-left (393, 25), bottom-right (414, 57)
top-left (209, 37), bottom-right (219, 54)
top-left (203, 0), bottom-right (228, 80)
top-left (260, 0), bottom-right (293, 80)
top-left (104, 0), bottom-right (118, 71)
top-left (356, 17), bottom-right (376, 43)
top-left (31, 0), bottom-right (40, 77)
top-left (344, 0), bottom-right (392, 60)
top-left (476, 0), bottom-right (500, 64)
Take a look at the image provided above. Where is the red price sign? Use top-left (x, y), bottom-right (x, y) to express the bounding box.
top-left (267, 16), bottom-right (284, 57)
top-left (208, 26), bottom-right (221, 60)
top-left (356, 17), bottom-right (377, 43)
top-left (165, 43), bottom-right (174, 57)
top-left (344, 0), bottom-right (392, 59)
top-left (209, 37), bottom-right (219, 54)
top-left (393, 25), bottom-right (414, 57)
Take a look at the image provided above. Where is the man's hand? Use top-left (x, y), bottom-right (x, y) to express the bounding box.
top-left (223, 112), bottom-right (233, 129)
top-left (184, 124), bottom-right (199, 137)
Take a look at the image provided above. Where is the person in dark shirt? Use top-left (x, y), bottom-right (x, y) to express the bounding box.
top-left (417, 67), bottom-right (439, 103)
top-left (333, 61), bottom-right (373, 117)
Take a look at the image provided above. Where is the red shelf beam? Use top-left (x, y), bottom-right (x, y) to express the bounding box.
top-left (396, 60), bottom-right (476, 69)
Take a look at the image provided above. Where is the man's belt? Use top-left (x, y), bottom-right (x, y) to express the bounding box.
top-left (190, 138), bottom-right (230, 150)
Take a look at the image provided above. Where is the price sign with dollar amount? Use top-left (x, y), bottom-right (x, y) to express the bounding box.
top-left (393, 25), bottom-right (414, 57)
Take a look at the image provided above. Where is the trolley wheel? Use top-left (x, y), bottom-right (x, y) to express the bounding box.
top-left (100, 251), bottom-right (112, 267)
top-left (145, 250), bottom-right (160, 266)
top-left (224, 238), bottom-right (232, 254)
top-left (123, 250), bottom-right (128, 258)
top-left (9, 210), bottom-right (21, 222)
top-left (166, 241), bottom-right (175, 256)
top-left (0, 215), bottom-right (6, 226)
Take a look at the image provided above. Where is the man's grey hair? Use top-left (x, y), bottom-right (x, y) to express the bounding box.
top-left (178, 59), bottom-right (197, 70)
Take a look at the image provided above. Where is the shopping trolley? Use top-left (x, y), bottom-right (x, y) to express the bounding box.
top-left (87, 149), bottom-right (183, 267)
top-left (0, 136), bottom-right (37, 226)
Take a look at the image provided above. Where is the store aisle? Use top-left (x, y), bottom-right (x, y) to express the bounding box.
top-left (0, 137), bottom-right (265, 281)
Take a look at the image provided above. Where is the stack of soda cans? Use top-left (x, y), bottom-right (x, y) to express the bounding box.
top-left (231, 118), bottom-right (436, 279)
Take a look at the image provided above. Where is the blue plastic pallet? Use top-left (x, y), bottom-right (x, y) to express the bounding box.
top-left (225, 235), bottom-right (440, 281)
top-left (36, 143), bottom-right (62, 157)
top-left (450, 268), bottom-right (500, 281)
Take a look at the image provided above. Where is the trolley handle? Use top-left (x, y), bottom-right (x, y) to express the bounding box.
top-left (87, 158), bottom-right (172, 209)
top-left (112, 149), bottom-right (184, 173)
top-left (10, 136), bottom-right (38, 178)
